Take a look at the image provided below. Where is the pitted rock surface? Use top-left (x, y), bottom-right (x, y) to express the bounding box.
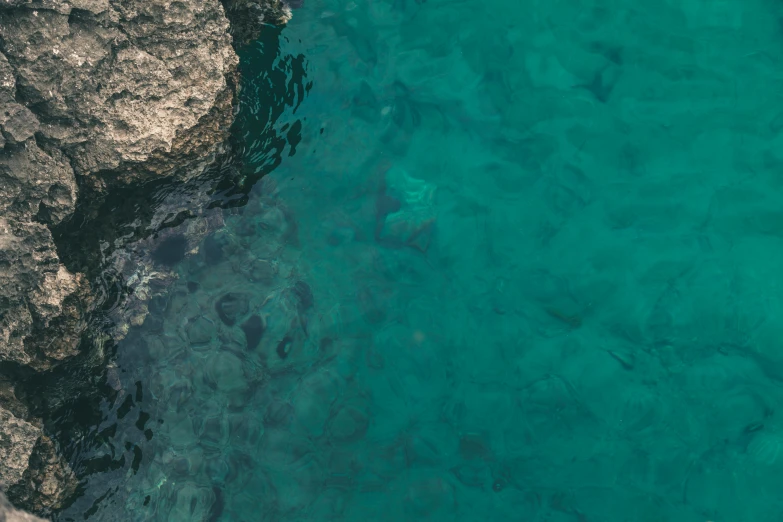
top-left (0, 0), bottom-right (238, 181)
top-left (0, 408), bottom-right (40, 489)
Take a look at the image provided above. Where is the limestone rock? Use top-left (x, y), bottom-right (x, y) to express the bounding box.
top-left (0, 105), bottom-right (38, 145)
top-left (0, 0), bottom-right (236, 181)
top-left (0, 0), bottom-right (292, 513)
top-left (0, 491), bottom-right (46, 522)
top-left (0, 408), bottom-right (40, 490)
top-left (5, 435), bottom-right (77, 517)
top-left (0, 407), bottom-right (74, 518)
top-left (0, 142), bottom-right (85, 370)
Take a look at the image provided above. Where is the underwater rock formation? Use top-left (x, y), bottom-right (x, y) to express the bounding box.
top-left (0, 0), bottom-right (291, 514)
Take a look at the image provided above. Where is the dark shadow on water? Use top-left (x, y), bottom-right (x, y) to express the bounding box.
top-left (41, 24), bottom-right (312, 521)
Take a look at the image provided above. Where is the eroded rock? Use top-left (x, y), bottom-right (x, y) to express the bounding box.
top-left (0, 0), bottom-right (292, 513)
top-left (0, 407), bottom-right (75, 517)
top-left (0, 408), bottom-right (40, 490)
top-left (0, 490), bottom-right (46, 522)
top-left (0, 0), bottom-right (240, 182)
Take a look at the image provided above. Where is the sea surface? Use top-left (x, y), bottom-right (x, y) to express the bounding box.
top-left (54, 0), bottom-right (783, 520)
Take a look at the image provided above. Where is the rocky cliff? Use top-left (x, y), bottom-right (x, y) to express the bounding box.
top-left (0, 0), bottom-right (293, 514)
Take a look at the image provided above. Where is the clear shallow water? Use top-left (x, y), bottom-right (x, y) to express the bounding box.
top-left (55, 0), bottom-right (783, 520)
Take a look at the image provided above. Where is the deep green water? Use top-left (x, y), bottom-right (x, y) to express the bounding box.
top-left (53, 0), bottom-right (783, 520)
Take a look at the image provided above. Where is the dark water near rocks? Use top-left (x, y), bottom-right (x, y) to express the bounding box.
top-left (52, 0), bottom-right (783, 520)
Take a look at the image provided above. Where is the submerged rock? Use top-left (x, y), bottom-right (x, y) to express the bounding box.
top-left (186, 316), bottom-right (217, 346)
top-left (291, 281), bottom-right (315, 311)
top-left (215, 293), bottom-right (250, 326)
top-left (152, 235), bottom-right (188, 267)
top-left (241, 314), bottom-right (266, 350)
top-left (374, 166), bottom-right (437, 253)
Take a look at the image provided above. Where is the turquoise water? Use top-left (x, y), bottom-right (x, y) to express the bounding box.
top-left (54, 0), bottom-right (783, 520)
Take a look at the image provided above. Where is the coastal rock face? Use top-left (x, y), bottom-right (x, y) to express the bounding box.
top-left (0, 53), bottom-right (84, 370)
top-left (0, 0), bottom-right (240, 183)
top-left (222, 0), bottom-right (292, 46)
top-left (0, 407), bottom-right (74, 517)
top-left (0, 490), bottom-right (46, 522)
top-left (0, 408), bottom-right (40, 492)
top-left (0, 0), bottom-right (289, 514)
top-left (0, 0), bottom-right (246, 371)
